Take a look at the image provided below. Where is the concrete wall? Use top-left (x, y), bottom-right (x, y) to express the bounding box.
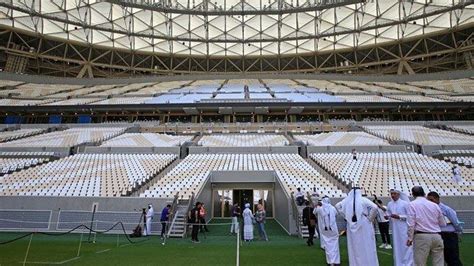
top-left (83, 146), bottom-right (181, 155)
top-left (1, 194), bottom-right (473, 232)
top-left (273, 178), bottom-right (294, 235)
top-left (1, 69), bottom-right (473, 85)
top-left (0, 147), bottom-right (71, 157)
top-left (209, 170), bottom-right (276, 183)
top-left (307, 145), bottom-right (407, 154)
top-left (188, 146), bottom-right (299, 154)
top-left (196, 175), bottom-right (213, 223)
top-left (421, 145), bottom-right (474, 156)
top-left (0, 196), bottom-right (173, 232)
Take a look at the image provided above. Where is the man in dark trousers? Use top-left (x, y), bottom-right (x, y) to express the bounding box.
top-left (189, 202), bottom-right (202, 243)
top-left (160, 204), bottom-right (171, 238)
top-left (302, 200), bottom-right (317, 246)
top-left (428, 191), bottom-right (463, 266)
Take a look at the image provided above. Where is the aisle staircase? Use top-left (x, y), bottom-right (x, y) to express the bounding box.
top-left (129, 158), bottom-right (181, 196)
top-left (167, 193), bottom-right (195, 238)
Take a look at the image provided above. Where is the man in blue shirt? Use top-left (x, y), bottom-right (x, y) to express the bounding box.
top-left (427, 191), bottom-right (463, 266)
top-left (160, 204), bottom-right (171, 238)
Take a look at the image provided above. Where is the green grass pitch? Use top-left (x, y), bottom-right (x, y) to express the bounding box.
top-left (1, 219), bottom-right (473, 265)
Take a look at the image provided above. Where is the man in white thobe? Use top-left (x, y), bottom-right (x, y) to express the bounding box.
top-left (243, 203), bottom-right (254, 241)
top-left (145, 204), bottom-right (154, 236)
top-left (452, 165), bottom-right (463, 184)
top-left (314, 197), bottom-right (340, 265)
top-left (336, 187), bottom-right (379, 266)
top-left (386, 189), bottom-right (413, 266)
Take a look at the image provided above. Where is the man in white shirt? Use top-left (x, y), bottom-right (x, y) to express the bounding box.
top-left (407, 186), bottom-right (445, 266)
top-left (295, 187), bottom-right (305, 206)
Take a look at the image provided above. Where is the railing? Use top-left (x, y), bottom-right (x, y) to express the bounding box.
top-left (290, 192), bottom-right (301, 237)
top-left (182, 192), bottom-right (195, 237)
top-left (306, 191), bottom-right (314, 206)
top-left (165, 192), bottom-right (179, 237)
top-left (166, 211), bottom-right (179, 238)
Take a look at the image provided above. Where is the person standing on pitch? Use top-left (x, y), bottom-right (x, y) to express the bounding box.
top-left (199, 203), bottom-right (209, 233)
top-left (145, 204), bottom-right (154, 236)
top-left (160, 204), bottom-right (171, 238)
top-left (302, 200), bottom-right (316, 246)
top-left (255, 204), bottom-right (268, 241)
top-left (189, 202), bottom-right (202, 243)
top-left (314, 197), bottom-right (340, 266)
top-left (386, 189), bottom-right (413, 266)
top-left (407, 186), bottom-right (445, 266)
top-left (230, 203), bottom-right (241, 235)
top-left (427, 191), bottom-right (463, 266)
top-left (374, 199), bottom-right (392, 249)
top-left (243, 203), bottom-right (254, 242)
top-left (336, 187), bottom-right (379, 266)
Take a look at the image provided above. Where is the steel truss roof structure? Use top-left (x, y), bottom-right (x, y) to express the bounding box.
top-left (0, 0), bottom-right (473, 76)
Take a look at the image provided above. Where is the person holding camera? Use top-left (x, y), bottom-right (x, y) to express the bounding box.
top-left (188, 202), bottom-right (202, 243)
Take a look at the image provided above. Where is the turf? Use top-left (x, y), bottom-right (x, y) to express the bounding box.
top-left (0, 220), bottom-right (473, 266)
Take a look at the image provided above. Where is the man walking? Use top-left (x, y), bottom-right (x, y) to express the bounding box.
top-left (314, 197), bottom-right (341, 266)
top-left (160, 204), bottom-right (171, 238)
top-left (302, 200), bottom-right (316, 246)
top-left (407, 186), bottom-right (446, 266)
top-left (427, 191), bottom-right (463, 266)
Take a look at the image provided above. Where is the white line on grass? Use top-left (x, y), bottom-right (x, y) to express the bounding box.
top-left (377, 250), bottom-right (392, 256)
top-left (95, 249), bottom-right (111, 254)
top-left (22, 256), bottom-right (80, 265)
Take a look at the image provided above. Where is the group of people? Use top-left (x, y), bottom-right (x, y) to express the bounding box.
top-left (302, 186), bottom-right (463, 266)
top-left (188, 202), bottom-right (209, 243)
top-left (230, 202), bottom-right (269, 242)
top-left (142, 203), bottom-right (173, 238)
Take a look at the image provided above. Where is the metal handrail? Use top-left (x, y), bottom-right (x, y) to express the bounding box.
top-left (183, 192), bottom-right (195, 237)
top-left (165, 192), bottom-right (179, 236)
top-left (290, 192), bottom-right (301, 236)
top-left (166, 210), bottom-right (179, 238)
top-left (306, 191), bottom-right (314, 206)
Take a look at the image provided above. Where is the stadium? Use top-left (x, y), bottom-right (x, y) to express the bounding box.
top-left (0, 0), bottom-right (473, 265)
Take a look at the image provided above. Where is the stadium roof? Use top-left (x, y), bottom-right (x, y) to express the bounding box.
top-left (1, 0), bottom-right (472, 57)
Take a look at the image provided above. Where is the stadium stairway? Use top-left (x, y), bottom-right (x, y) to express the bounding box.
top-left (306, 158), bottom-right (351, 193)
top-left (167, 200), bottom-right (191, 238)
top-left (297, 206), bottom-right (310, 239)
top-left (130, 158), bottom-right (182, 196)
